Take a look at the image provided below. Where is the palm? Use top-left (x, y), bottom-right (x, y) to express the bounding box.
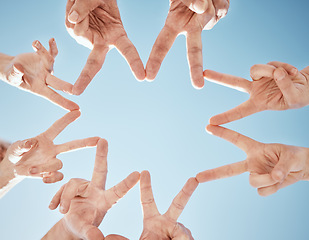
top-left (66, 0), bottom-right (145, 95)
top-left (139, 171), bottom-right (197, 240)
top-left (6, 39), bottom-right (78, 111)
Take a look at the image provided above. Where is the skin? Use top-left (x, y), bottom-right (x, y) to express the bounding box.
top-left (65, 0), bottom-right (145, 95)
top-left (146, 0), bottom-right (229, 89)
top-left (204, 61), bottom-right (309, 125)
top-left (196, 125), bottom-right (309, 196)
top-left (139, 170), bottom-right (198, 239)
top-left (0, 39), bottom-right (79, 111)
top-left (0, 110), bottom-right (100, 198)
top-left (44, 139), bottom-right (139, 240)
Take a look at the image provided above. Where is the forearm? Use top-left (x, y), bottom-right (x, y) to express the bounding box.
top-left (42, 219), bottom-right (80, 240)
top-left (0, 159), bottom-right (22, 198)
top-left (0, 53), bottom-right (14, 82)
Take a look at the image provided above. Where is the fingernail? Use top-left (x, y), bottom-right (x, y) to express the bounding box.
top-left (60, 205), bottom-right (65, 213)
top-left (69, 11), bottom-right (79, 23)
top-left (44, 178), bottom-right (51, 183)
top-left (49, 202), bottom-right (54, 208)
top-left (291, 68), bottom-right (298, 76)
top-left (34, 40), bottom-right (41, 49)
top-left (29, 167), bottom-right (38, 174)
top-left (276, 70), bottom-right (285, 81)
top-left (192, 1), bottom-right (206, 14)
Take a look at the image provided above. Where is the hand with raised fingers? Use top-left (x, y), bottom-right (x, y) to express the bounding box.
top-left (204, 61), bottom-right (309, 125)
top-left (1, 38), bottom-right (79, 111)
top-left (139, 171), bottom-right (198, 239)
top-left (46, 139), bottom-right (140, 240)
top-left (65, 0), bottom-right (145, 95)
top-left (0, 110), bottom-right (100, 198)
top-left (146, 0), bottom-right (229, 89)
top-left (196, 125), bottom-right (309, 196)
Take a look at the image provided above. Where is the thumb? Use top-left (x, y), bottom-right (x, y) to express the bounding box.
top-left (8, 139), bottom-right (38, 164)
top-left (68, 0), bottom-right (100, 24)
top-left (180, 0), bottom-right (208, 14)
top-left (7, 64), bottom-right (24, 86)
top-left (271, 154), bottom-right (293, 183)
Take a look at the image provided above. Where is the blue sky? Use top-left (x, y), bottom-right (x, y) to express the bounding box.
top-left (0, 0), bottom-right (309, 239)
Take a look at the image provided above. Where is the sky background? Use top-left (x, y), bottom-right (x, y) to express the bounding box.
top-left (0, 0), bottom-right (309, 239)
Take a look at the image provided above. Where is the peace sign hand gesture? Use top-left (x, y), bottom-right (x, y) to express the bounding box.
top-left (65, 0), bottom-right (145, 95)
top-left (146, 0), bottom-right (229, 89)
top-left (196, 125), bottom-right (309, 196)
top-left (48, 139), bottom-right (140, 240)
top-left (3, 39), bottom-right (79, 111)
top-left (204, 62), bottom-right (309, 125)
top-left (139, 171), bottom-right (198, 239)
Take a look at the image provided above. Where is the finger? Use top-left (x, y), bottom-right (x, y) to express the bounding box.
top-left (43, 110), bottom-right (81, 140)
top-left (46, 74), bottom-right (73, 94)
top-left (213, 0), bottom-right (229, 19)
top-left (115, 33), bottom-right (146, 81)
top-left (91, 139), bottom-right (108, 189)
top-left (40, 87), bottom-right (80, 111)
top-left (268, 61), bottom-right (298, 76)
top-left (186, 30), bottom-right (204, 89)
top-left (257, 172), bottom-right (301, 197)
top-left (105, 235), bottom-right (129, 240)
top-left (196, 161), bottom-right (247, 183)
top-left (65, 0), bottom-right (75, 29)
top-left (68, 0), bottom-right (100, 24)
top-left (59, 180), bottom-right (81, 214)
top-left (48, 38), bottom-right (58, 59)
top-left (165, 177), bottom-right (198, 222)
top-left (43, 171), bottom-right (64, 184)
top-left (209, 99), bottom-right (259, 125)
top-left (249, 173), bottom-right (277, 188)
top-left (29, 159), bottom-right (63, 175)
top-left (56, 137), bottom-right (100, 154)
top-left (72, 14), bottom-right (89, 37)
top-left (105, 171), bottom-right (140, 207)
top-left (203, 70), bottom-right (251, 93)
top-left (180, 0), bottom-right (208, 14)
top-left (273, 67), bottom-right (300, 107)
top-left (7, 138), bottom-right (38, 164)
top-left (140, 170), bottom-right (160, 219)
top-left (32, 40), bottom-right (55, 72)
top-left (206, 125), bottom-right (258, 152)
top-left (72, 44), bottom-right (109, 95)
top-left (146, 26), bottom-right (178, 81)
top-left (83, 224), bottom-right (104, 240)
top-left (250, 64), bottom-right (276, 81)
top-left (49, 184), bottom-right (65, 210)
top-left (7, 63), bottom-right (24, 86)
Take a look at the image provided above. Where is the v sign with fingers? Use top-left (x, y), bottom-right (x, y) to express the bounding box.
top-left (0, 39), bottom-right (79, 111)
top-left (146, 0), bottom-right (229, 89)
top-left (0, 110), bottom-right (100, 198)
top-left (65, 0), bottom-right (145, 95)
top-left (44, 139), bottom-right (140, 240)
top-left (204, 61), bottom-right (309, 125)
top-left (139, 171), bottom-right (198, 240)
top-left (196, 125), bottom-right (309, 197)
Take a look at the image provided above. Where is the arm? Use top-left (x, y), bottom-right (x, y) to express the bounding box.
top-left (42, 219), bottom-right (79, 240)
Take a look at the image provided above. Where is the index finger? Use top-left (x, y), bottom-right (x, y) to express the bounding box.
top-left (196, 161), bottom-right (248, 183)
top-left (164, 177), bottom-right (198, 222)
top-left (91, 138), bottom-right (108, 189)
top-left (72, 44), bottom-right (109, 95)
top-left (43, 110), bottom-right (81, 140)
top-left (180, 0), bottom-right (208, 14)
top-left (206, 125), bottom-right (258, 153)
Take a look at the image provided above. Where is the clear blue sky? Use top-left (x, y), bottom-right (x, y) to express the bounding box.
top-left (0, 0), bottom-right (308, 239)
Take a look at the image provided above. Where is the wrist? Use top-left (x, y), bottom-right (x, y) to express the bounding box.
top-left (42, 219), bottom-right (80, 240)
top-left (0, 53), bottom-right (14, 82)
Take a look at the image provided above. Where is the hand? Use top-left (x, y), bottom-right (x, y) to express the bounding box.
top-left (180, 0), bottom-right (229, 15)
top-left (65, 0), bottom-right (145, 95)
top-left (196, 125), bottom-right (309, 196)
top-left (146, 0), bottom-right (229, 89)
top-left (4, 39), bottom-right (79, 111)
top-left (204, 61), bottom-right (309, 125)
top-left (49, 139), bottom-right (140, 240)
top-left (139, 171), bottom-right (198, 239)
top-left (1, 110), bottom-right (99, 184)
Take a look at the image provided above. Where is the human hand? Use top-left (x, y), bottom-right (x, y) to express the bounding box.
top-left (180, 0), bottom-right (229, 16)
top-left (196, 125), bottom-right (309, 196)
top-left (1, 110), bottom-right (99, 184)
top-left (3, 39), bottom-right (79, 111)
top-left (65, 0), bottom-right (145, 95)
top-left (49, 139), bottom-right (140, 240)
top-left (204, 61), bottom-right (309, 125)
top-left (146, 0), bottom-right (229, 89)
top-left (139, 171), bottom-right (198, 239)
